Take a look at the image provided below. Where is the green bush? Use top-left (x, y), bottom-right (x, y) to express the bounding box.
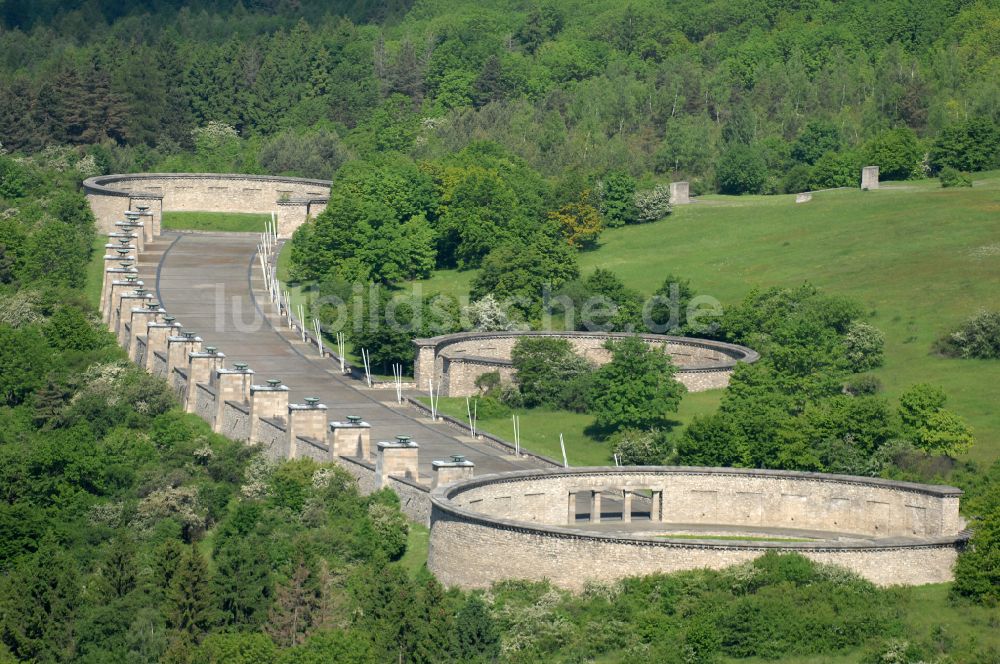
top-left (716, 144), bottom-right (768, 195)
top-left (863, 128), bottom-right (923, 181)
top-left (929, 118), bottom-right (1000, 173)
top-left (936, 310), bottom-right (1000, 359)
top-left (843, 321), bottom-right (885, 371)
top-left (511, 337), bottom-right (592, 409)
top-left (939, 165), bottom-right (972, 188)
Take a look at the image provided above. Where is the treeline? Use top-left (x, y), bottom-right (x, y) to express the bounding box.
top-left (2, 0), bottom-right (999, 192)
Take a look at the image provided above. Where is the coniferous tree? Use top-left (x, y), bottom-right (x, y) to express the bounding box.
top-left (166, 546), bottom-right (216, 641)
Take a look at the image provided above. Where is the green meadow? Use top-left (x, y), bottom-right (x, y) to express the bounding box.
top-left (410, 173), bottom-right (1000, 464)
top-left (161, 210), bottom-right (272, 233)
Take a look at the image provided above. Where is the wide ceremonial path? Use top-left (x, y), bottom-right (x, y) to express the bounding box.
top-left (143, 232), bottom-right (543, 480)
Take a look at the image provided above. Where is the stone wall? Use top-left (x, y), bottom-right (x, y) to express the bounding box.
top-left (195, 383), bottom-right (216, 423)
top-left (415, 331), bottom-right (758, 397)
top-left (84, 173), bottom-right (331, 237)
top-left (220, 401), bottom-right (251, 441)
top-left (429, 510), bottom-right (961, 591)
top-left (295, 436), bottom-right (331, 463)
top-left (428, 467), bottom-right (967, 590)
top-left (257, 418), bottom-right (288, 461)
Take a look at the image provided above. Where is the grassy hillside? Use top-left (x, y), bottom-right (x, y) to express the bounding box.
top-left (412, 173), bottom-right (1000, 464)
top-left (161, 211), bottom-right (271, 233)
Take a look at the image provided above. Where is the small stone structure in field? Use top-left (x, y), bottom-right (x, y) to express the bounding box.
top-left (414, 331), bottom-right (759, 397)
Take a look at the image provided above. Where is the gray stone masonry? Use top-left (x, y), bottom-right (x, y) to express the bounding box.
top-left (377, 438), bottom-right (420, 489)
top-left (433, 456), bottom-right (476, 488)
top-left (330, 416), bottom-right (372, 460)
top-left (249, 382), bottom-right (289, 445)
top-left (185, 350), bottom-right (226, 413)
top-left (212, 367), bottom-right (254, 433)
top-left (288, 401), bottom-right (328, 459)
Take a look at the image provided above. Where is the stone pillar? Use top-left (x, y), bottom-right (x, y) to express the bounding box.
top-left (166, 332), bottom-right (203, 380)
top-left (567, 492), bottom-right (577, 524)
top-left (185, 347), bottom-right (225, 413)
top-left (249, 379), bottom-right (289, 444)
top-left (622, 490), bottom-right (633, 523)
top-left (376, 435), bottom-right (420, 489)
top-left (101, 255), bottom-right (135, 315)
top-left (287, 398), bottom-right (328, 458)
top-left (101, 266), bottom-right (138, 318)
top-left (861, 166), bottom-right (879, 190)
top-left (105, 241), bottom-right (137, 262)
top-left (124, 210), bottom-right (153, 243)
top-left (212, 364), bottom-right (254, 433)
top-left (127, 301), bottom-right (166, 360)
top-left (432, 454), bottom-right (475, 488)
top-left (591, 490), bottom-right (602, 524)
top-left (412, 340), bottom-right (437, 388)
top-left (650, 490), bottom-right (662, 522)
top-left (145, 317), bottom-right (182, 374)
top-left (669, 181), bottom-right (690, 205)
top-left (115, 288), bottom-right (153, 340)
top-left (329, 415), bottom-right (372, 459)
top-left (131, 200), bottom-right (161, 238)
top-left (114, 221), bottom-right (145, 252)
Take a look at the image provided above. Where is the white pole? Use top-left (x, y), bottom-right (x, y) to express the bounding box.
top-left (313, 319), bottom-right (324, 357)
top-left (428, 378), bottom-right (436, 420)
top-left (560, 434), bottom-right (568, 468)
top-left (466, 397), bottom-right (473, 436)
top-left (434, 379), bottom-right (441, 420)
top-left (337, 332), bottom-right (346, 373)
top-left (285, 291), bottom-right (292, 326)
top-left (298, 304), bottom-right (306, 342)
top-left (361, 348), bottom-right (372, 387)
top-left (516, 415), bottom-right (521, 456)
top-left (472, 399), bottom-right (477, 437)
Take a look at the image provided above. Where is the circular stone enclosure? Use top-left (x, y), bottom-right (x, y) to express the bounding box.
top-left (414, 331), bottom-right (759, 396)
top-left (428, 467), bottom-right (967, 590)
top-left (84, 172), bottom-right (331, 238)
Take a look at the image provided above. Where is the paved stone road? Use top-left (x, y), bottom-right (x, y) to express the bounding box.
top-left (144, 232), bottom-right (543, 481)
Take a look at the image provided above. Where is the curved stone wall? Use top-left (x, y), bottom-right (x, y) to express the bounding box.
top-left (428, 467), bottom-right (967, 590)
top-left (414, 331), bottom-right (759, 396)
top-left (84, 173), bottom-right (331, 237)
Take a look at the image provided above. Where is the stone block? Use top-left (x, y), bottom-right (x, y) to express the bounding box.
top-left (249, 381), bottom-right (289, 444)
top-left (432, 455), bottom-right (475, 488)
top-left (212, 365), bottom-right (254, 433)
top-left (669, 181), bottom-right (690, 205)
top-left (376, 436), bottom-right (420, 489)
top-left (185, 348), bottom-right (225, 413)
top-left (862, 165), bottom-right (879, 190)
top-left (287, 399), bottom-right (328, 457)
top-left (330, 415), bottom-right (372, 459)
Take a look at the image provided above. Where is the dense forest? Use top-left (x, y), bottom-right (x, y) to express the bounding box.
top-left (2, 1), bottom-right (1000, 662)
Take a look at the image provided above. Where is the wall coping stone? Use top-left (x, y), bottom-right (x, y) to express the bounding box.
top-left (225, 400), bottom-right (250, 415)
top-left (83, 172), bottom-right (332, 199)
top-left (417, 330), bottom-right (759, 373)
